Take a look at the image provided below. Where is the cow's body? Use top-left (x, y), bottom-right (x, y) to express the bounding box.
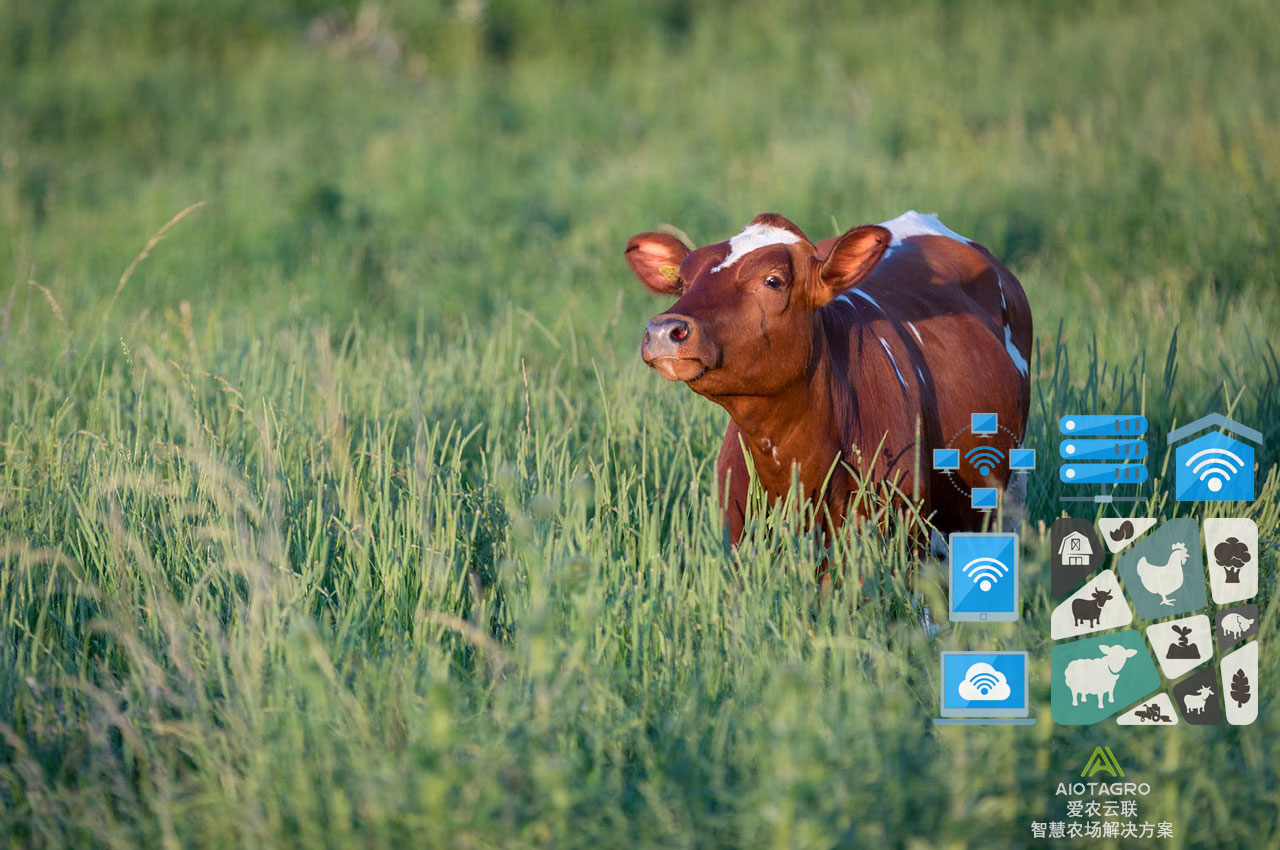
top-left (626, 211), bottom-right (1032, 545)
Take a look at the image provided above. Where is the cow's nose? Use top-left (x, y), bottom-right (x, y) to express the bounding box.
top-left (643, 316), bottom-right (692, 359)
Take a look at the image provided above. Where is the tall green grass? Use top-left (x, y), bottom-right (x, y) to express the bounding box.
top-left (2, 0), bottom-right (1279, 846)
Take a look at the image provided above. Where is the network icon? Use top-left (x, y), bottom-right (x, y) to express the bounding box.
top-left (931, 413), bottom-right (1035, 512)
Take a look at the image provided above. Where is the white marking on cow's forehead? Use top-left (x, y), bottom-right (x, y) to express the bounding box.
top-left (878, 210), bottom-right (970, 247)
top-left (710, 223), bottom-right (802, 273)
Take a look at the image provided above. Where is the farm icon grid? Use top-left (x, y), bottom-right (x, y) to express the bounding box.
top-left (1050, 516), bottom-right (1261, 726)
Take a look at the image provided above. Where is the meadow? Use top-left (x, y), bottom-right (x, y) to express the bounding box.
top-left (2, 0), bottom-right (1279, 846)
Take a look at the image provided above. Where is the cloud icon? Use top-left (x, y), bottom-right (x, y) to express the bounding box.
top-left (958, 662), bottom-right (1012, 700)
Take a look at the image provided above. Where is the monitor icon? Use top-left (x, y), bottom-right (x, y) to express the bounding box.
top-left (971, 487), bottom-right (999, 511)
top-left (1009, 448), bottom-right (1036, 470)
top-left (949, 533), bottom-right (1019, 621)
top-left (934, 651), bottom-right (1035, 725)
top-left (932, 448), bottom-right (961, 470)
top-left (971, 412), bottom-right (999, 436)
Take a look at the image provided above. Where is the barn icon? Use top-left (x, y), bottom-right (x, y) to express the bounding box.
top-left (1168, 414), bottom-right (1262, 502)
top-left (1058, 531), bottom-right (1093, 566)
top-left (1049, 519), bottom-right (1103, 599)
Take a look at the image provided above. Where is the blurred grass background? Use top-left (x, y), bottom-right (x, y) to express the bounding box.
top-left (1, 0), bottom-right (1279, 847)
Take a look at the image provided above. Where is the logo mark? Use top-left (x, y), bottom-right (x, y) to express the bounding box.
top-left (1081, 746), bottom-right (1124, 778)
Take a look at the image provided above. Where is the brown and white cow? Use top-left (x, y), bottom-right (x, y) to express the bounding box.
top-left (625, 211), bottom-right (1032, 543)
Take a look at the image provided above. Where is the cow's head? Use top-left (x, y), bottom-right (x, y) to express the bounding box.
top-left (625, 214), bottom-right (890, 396)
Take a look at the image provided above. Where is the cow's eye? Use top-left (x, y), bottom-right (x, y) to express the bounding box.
top-left (763, 275), bottom-right (784, 289)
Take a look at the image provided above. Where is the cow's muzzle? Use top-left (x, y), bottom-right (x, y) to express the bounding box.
top-left (642, 314), bottom-right (707, 382)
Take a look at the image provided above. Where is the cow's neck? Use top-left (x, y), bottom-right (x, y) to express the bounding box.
top-left (709, 334), bottom-right (849, 501)
top-left (708, 316), bottom-right (910, 508)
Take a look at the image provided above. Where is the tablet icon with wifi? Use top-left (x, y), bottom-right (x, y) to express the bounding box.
top-left (949, 533), bottom-right (1019, 621)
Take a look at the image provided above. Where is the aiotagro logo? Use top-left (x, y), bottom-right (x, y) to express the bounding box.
top-left (1035, 746), bottom-right (1172, 841)
top-left (1058, 745), bottom-right (1149, 795)
top-left (1080, 745), bottom-right (1123, 779)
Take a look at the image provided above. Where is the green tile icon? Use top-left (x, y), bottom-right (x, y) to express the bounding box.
top-left (1051, 631), bottom-right (1161, 725)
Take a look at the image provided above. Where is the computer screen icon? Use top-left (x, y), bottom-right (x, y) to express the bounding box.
top-left (970, 487), bottom-right (999, 511)
top-left (1009, 448), bottom-right (1036, 470)
top-left (971, 412), bottom-right (999, 436)
top-left (934, 651), bottom-right (1035, 724)
top-left (933, 448), bottom-right (961, 470)
top-left (949, 532), bottom-right (1018, 621)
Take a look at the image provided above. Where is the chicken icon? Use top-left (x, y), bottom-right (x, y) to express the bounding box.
top-left (1136, 541), bottom-right (1189, 606)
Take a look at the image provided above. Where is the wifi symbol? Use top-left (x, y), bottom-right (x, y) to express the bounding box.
top-left (967, 670), bottom-right (1002, 695)
top-left (1185, 447), bottom-right (1244, 494)
top-left (962, 557), bottom-right (1009, 592)
top-left (964, 445), bottom-right (1005, 477)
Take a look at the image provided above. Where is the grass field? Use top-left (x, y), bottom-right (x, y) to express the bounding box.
top-left (2, 1), bottom-right (1279, 847)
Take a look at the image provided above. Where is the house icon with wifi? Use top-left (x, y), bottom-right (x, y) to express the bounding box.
top-left (1168, 414), bottom-right (1262, 502)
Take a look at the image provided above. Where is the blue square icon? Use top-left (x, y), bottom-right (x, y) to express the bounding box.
top-left (971, 413), bottom-right (998, 435)
top-left (941, 651), bottom-right (1030, 716)
top-left (949, 533), bottom-right (1018, 621)
top-left (1174, 431), bottom-right (1255, 502)
top-left (971, 487), bottom-right (999, 510)
top-left (1008, 448), bottom-right (1036, 470)
top-left (933, 448), bottom-right (960, 470)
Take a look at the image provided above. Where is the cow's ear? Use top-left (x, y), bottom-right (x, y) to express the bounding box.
top-left (625, 232), bottom-right (691, 295)
top-left (813, 224), bottom-right (891, 304)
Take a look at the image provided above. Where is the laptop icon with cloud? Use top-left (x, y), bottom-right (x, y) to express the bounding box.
top-left (933, 651), bottom-right (1036, 725)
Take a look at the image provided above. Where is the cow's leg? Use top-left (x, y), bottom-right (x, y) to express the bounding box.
top-left (716, 423), bottom-right (750, 546)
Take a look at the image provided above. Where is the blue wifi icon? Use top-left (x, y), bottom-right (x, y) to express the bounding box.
top-left (964, 445), bottom-right (1005, 477)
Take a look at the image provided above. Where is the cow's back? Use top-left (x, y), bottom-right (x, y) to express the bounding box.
top-left (818, 212), bottom-right (1033, 531)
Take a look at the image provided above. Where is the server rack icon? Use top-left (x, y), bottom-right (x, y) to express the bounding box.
top-left (1058, 415), bottom-right (1148, 503)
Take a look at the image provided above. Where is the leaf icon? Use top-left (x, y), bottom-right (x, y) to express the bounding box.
top-left (1231, 668), bottom-right (1251, 708)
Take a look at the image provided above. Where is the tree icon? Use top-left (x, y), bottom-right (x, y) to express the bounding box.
top-left (1214, 537), bottom-right (1251, 584)
top-left (1231, 668), bottom-right (1251, 708)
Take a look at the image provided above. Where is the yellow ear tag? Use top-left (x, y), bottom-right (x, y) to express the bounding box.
top-left (658, 264), bottom-right (680, 285)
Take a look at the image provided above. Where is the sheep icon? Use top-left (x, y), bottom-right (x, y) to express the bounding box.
top-left (1222, 612), bottom-right (1255, 641)
top-left (1183, 685), bottom-right (1215, 715)
top-left (1064, 644), bottom-right (1139, 709)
